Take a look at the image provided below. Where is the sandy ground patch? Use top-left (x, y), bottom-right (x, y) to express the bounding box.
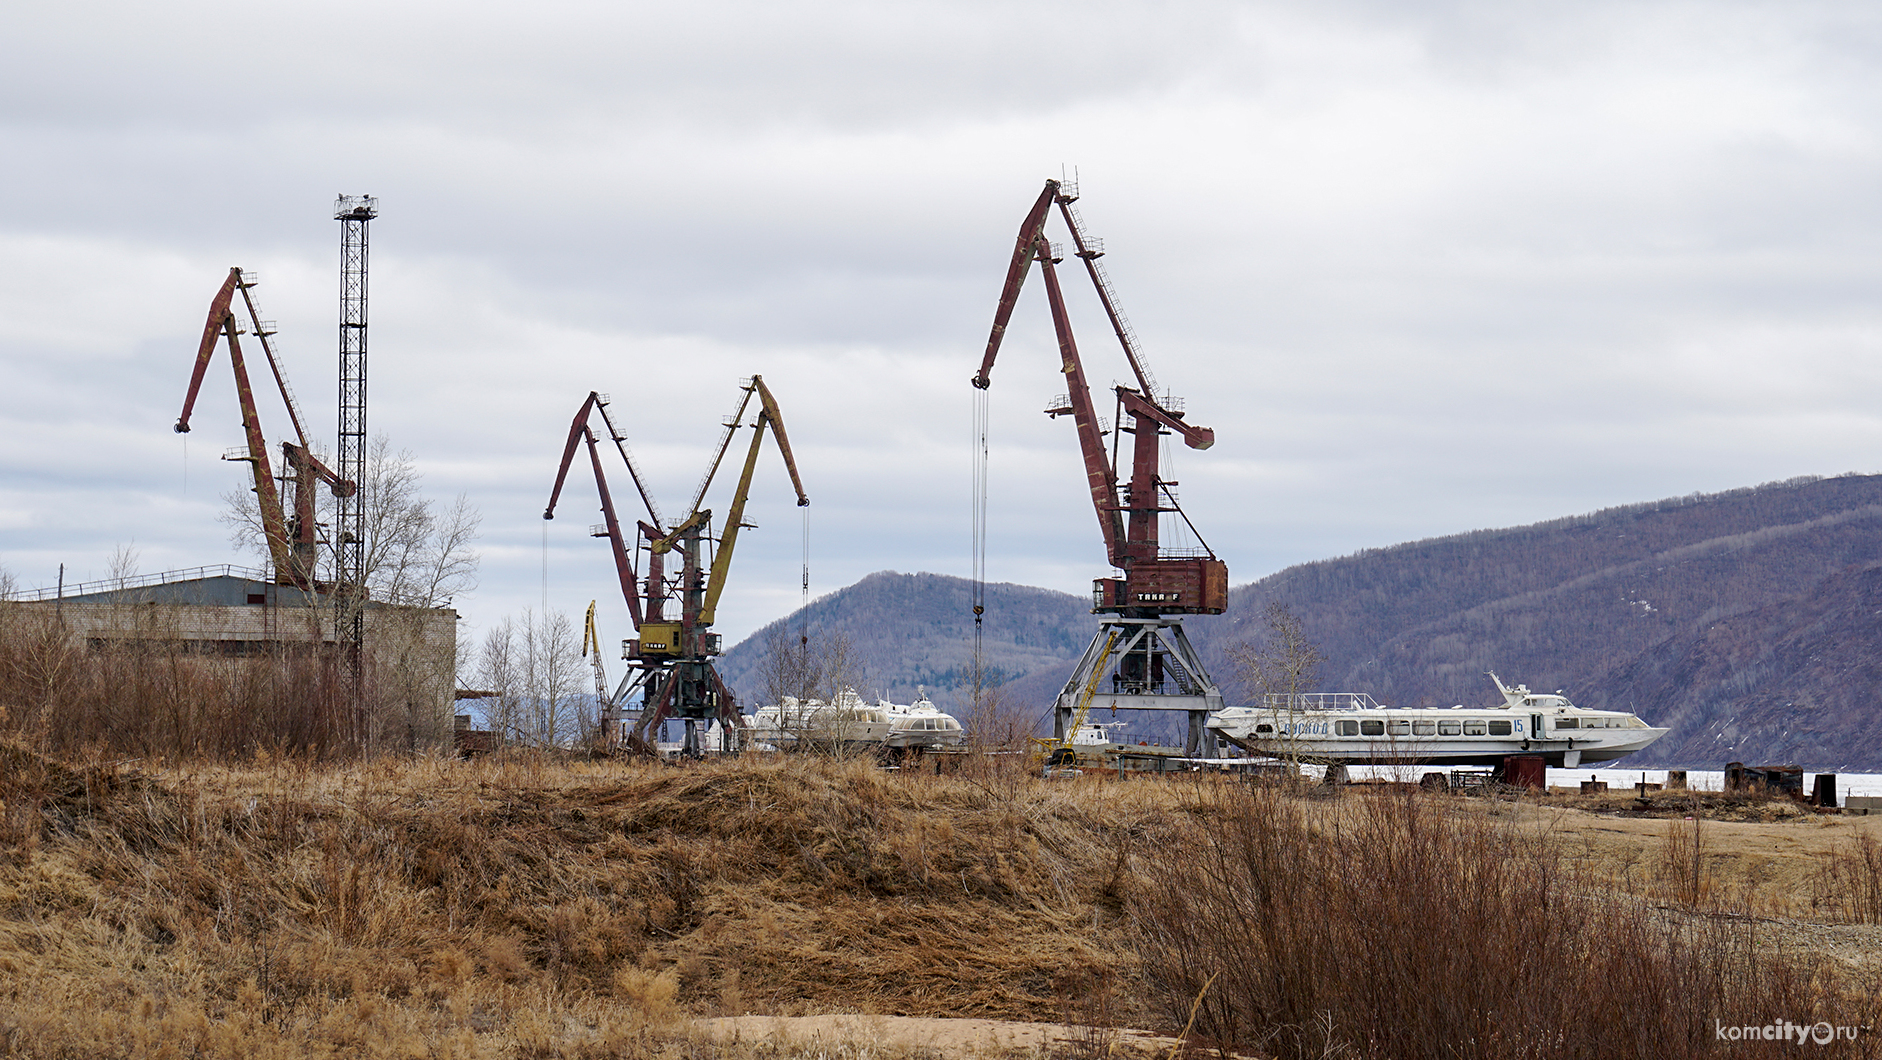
top-left (1514, 798), bottom-right (1882, 895)
top-left (696, 1014), bottom-right (1188, 1057)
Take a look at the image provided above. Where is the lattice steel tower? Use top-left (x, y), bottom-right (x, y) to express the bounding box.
top-left (334, 195), bottom-right (377, 643)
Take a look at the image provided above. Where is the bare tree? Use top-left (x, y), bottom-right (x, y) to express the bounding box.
top-left (1227, 602), bottom-right (1326, 766)
top-left (475, 610), bottom-right (586, 748)
top-left (756, 625), bottom-right (865, 707)
top-left (108, 543), bottom-right (140, 590)
top-left (963, 671), bottom-right (1027, 750)
top-left (474, 618), bottom-right (524, 746)
top-left (354, 437), bottom-right (481, 607)
top-left (524, 609), bottom-right (587, 746)
top-left (221, 433), bottom-right (481, 606)
top-left (754, 625), bottom-right (872, 751)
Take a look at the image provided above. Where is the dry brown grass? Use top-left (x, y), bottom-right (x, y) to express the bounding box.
top-left (4, 749), bottom-right (1881, 1058)
top-left (1130, 784), bottom-right (1882, 1060)
top-left (0, 747), bottom-right (1173, 1057)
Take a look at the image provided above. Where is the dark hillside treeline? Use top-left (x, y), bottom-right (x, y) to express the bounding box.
top-left (715, 571), bottom-right (1091, 711)
top-left (1597, 563), bottom-right (1882, 766)
top-left (1197, 474), bottom-right (1882, 702)
top-left (722, 474), bottom-right (1882, 768)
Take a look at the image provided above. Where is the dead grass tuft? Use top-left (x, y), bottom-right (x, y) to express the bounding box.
top-left (0, 752), bottom-right (1162, 1056)
top-left (1131, 785), bottom-right (1882, 1060)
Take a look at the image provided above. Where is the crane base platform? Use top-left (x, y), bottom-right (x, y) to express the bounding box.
top-left (1054, 617), bottom-right (1225, 758)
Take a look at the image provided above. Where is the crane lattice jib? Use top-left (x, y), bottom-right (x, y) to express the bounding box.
top-left (583, 601), bottom-right (609, 703)
top-left (1054, 197), bottom-right (1159, 401)
top-left (593, 396), bottom-right (663, 530)
top-left (1062, 631), bottom-right (1119, 746)
top-left (582, 427), bottom-right (644, 628)
top-left (684, 383), bottom-right (759, 520)
top-left (235, 281), bottom-right (354, 496)
top-left (697, 375), bottom-right (809, 629)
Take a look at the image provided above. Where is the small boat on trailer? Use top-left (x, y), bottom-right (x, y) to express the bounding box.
top-left (1206, 673), bottom-right (1668, 769)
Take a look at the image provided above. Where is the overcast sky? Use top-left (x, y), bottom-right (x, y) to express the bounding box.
top-left (5, 0), bottom-right (1882, 656)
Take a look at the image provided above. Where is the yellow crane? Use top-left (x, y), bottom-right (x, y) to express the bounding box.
top-left (545, 376), bottom-right (809, 757)
top-left (1030, 631), bottom-right (1118, 774)
top-left (583, 601), bottom-right (632, 749)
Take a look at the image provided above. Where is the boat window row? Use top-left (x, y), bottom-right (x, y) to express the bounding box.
top-left (1335, 719), bottom-right (1513, 737)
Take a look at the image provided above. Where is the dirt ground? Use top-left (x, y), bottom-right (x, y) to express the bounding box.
top-left (688, 796), bottom-right (1882, 1058)
top-left (1514, 794), bottom-right (1881, 894)
top-left (1459, 793), bottom-right (1882, 976)
top-left (697, 1014), bottom-right (1189, 1057)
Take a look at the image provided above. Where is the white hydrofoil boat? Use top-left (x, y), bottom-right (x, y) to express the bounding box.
top-left (1207, 673), bottom-right (1667, 768)
top-left (748, 688), bottom-right (964, 753)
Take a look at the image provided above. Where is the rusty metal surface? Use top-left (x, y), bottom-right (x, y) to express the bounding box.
top-left (971, 180), bottom-right (1227, 617)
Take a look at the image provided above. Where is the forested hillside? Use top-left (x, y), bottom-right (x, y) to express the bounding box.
top-left (721, 474), bottom-right (1882, 767)
top-left (714, 571), bottom-right (1090, 711)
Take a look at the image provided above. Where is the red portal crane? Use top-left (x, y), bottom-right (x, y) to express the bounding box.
top-left (175, 267), bottom-right (355, 591)
top-left (544, 377), bottom-right (808, 755)
top-left (973, 179), bottom-right (1226, 754)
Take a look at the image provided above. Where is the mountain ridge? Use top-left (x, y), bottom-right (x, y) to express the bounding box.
top-left (719, 473), bottom-right (1882, 768)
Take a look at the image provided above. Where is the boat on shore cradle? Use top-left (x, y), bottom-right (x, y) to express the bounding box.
top-left (746, 688), bottom-right (964, 753)
top-left (883, 690), bottom-right (966, 750)
top-left (1206, 673), bottom-right (1668, 768)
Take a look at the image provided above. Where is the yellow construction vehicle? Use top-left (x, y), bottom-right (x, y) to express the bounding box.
top-left (1029, 631), bottom-right (1117, 776)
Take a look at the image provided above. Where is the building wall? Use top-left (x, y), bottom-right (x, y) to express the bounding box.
top-left (10, 593), bottom-right (460, 752)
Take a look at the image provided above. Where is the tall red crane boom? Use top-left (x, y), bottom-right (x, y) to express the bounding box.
top-left (175, 267), bottom-right (354, 590)
top-left (544, 392), bottom-right (654, 628)
top-left (973, 180), bottom-right (1226, 616)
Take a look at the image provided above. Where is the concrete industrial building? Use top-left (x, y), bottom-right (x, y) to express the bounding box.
top-left (11, 565), bottom-right (459, 750)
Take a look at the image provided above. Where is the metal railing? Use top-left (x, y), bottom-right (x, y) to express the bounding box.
top-left (15, 564), bottom-right (271, 602)
top-left (1260, 692), bottom-right (1382, 712)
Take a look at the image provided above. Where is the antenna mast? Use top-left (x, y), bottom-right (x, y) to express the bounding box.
top-left (334, 196), bottom-right (376, 626)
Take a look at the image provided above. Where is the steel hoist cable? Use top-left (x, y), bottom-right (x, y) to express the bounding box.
top-left (971, 386), bottom-right (990, 700)
top-left (800, 504), bottom-right (810, 648)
